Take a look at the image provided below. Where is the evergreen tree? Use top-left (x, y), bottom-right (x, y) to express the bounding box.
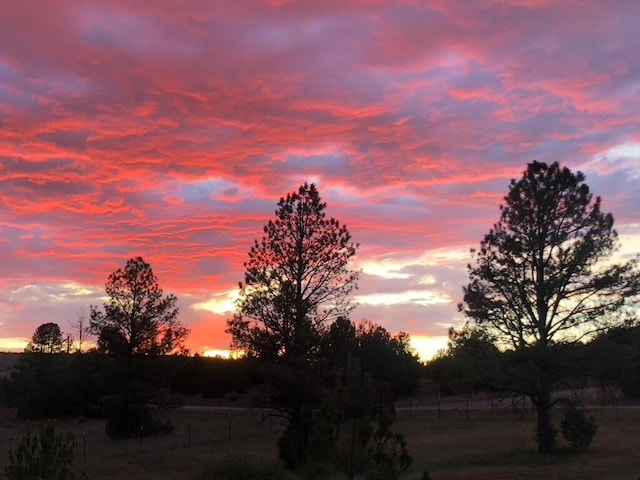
top-left (460, 161), bottom-right (640, 453)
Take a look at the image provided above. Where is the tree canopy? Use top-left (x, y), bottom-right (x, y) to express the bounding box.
top-left (461, 161), bottom-right (639, 349)
top-left (26, 322), bottom-right (64, 354)
top-left (227, 182), bottom-right (359, 362)
top-left (90, 256), bottom-right (189, 357)
top-left (322, 318), bottom-right (422, 398)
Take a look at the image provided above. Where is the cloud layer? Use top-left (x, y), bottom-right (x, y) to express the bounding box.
top-left (1, 0), bottom-right (639, 358)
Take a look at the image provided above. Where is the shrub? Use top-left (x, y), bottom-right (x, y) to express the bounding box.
top-left (366, 413), bottom-right (413, 480)
top-left (199, 455), bottom-right (296, 480)
top-left (560, 403), bottom-right (598, 450)
top-left (105, 403), bottom-right (173, 439)
top-left (5, 423), bottom-right (77, 480)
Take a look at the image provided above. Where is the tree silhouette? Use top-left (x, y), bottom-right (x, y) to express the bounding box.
top-left (227, 183), bottom-right (359, 467)
top-left (228, 183), bottom-right (359, 361)
top-left (90, 257), bottom-right (188, 438)
top-left (69, 307), bottom-right (91, 353)
top-left (460, 161), bottom-right (640, 453)
top-left (5, 423), bottom-right (76, 480)
top-left (90, 256), bottom-right (188, 358)
top-left (321, 316), bottom-right (358, 371)
top-left (26, 323), bottom-right (64, 353)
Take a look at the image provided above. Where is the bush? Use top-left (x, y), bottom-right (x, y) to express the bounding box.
top-left (5, 423), bottom-right (78, 480)
top-left (199, 455), bottom-right (296, 480)
top-left (366, 413), bottom-right (413, 480)
top-left (560, 403), bottom-right (598, 450)
top-left (105, 403), bottom-right (173, 439)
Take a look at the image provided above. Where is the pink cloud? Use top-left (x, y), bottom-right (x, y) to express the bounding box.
top-left (0, 0), bottom-right (638, 356)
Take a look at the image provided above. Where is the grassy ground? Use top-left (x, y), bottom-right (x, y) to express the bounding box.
top-left (0, 408), bottom-right (281, 480)
top-left (1, 404), bottom-right (639, 479)
top-left (397, 407), bottom-right (640, 479)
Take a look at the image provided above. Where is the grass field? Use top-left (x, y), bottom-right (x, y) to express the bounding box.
top-left (1, 403), bottom-right (639, 479)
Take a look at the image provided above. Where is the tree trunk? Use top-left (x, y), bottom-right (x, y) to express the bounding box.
top-left (347, 417), bottom-right (357, 480)
top-left (287, 410), bottom-right (306, 466)
top-left (535, 386), bottom-right (554, 453)
top-left (278, 390), bottom-right (309, 469)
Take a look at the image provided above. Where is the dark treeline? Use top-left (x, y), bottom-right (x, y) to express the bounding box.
top-left (3, 351), bottom-right (179, 421)
top-left (425, 322), bottom-right (640, 401)
top-left (3, 316), bottom-right (421, 420)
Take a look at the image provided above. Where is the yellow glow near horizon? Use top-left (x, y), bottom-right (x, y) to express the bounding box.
top-left (618, 232), bottom-right (640, 259)
top-left (200, 335), bottom-right (449, 362)
top-left (0, 337), bottom-right (28, 352)
top-left (202, 348), bottom-right (232, 358)
top-left (410, 335), bottom-right (449, 362)
top-left (0, 333), bottom-right (446, 363)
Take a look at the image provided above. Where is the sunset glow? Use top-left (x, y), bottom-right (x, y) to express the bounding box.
top-left (1, 1), bottom-right (639, 361)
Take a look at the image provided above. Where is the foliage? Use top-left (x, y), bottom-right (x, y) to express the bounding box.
top-left (227, 183), bottom-right (359, 468)
top-left (461, 161), bottom-right (639, 350)
top-left (356, 321), bottom-right (422, 397)
top-left (169, 355), bottom-right (255, 399)
top-left (425, 323), bottom-right (500, 395)
top-left (298, 317), bottom-right (420, 477)
top-left (447, 322), bottom-right (499, 359)
top-left (25, 322), bottom-right (64, 354)
top-left (459, 161), bottom-right (640, 453)
top-left (90, 256), bottom-right (189, 357)
top-left (560, 402), bottom-right (598, 450)
top-left (586, 324), bottom-right (640, 398)
top-left (321, 318), bottom-right (422, 399)
top-left (104, 402), bottom-right (173, 439)
top-left (5, 423), bottom-right (77, 480)
top-left (306, 362), bottom-right (373, 479)
top-left (307, 357), bottom-right (412, 480)
top-left (100, 355), bottom-right (182, 438)
top-left (199, 455), bottom-right (296, 480)
top-left (5, 352), bottom-right (113, 419)
top-left (366, 413), bottom-right (413, 480)
top-left (95, 326), bottom-right (129, 356)
top-left (4, 352), bottom-right (188, 427)
top-left (89, 257), bottom-right (188, 438)
top-left (227, 182), bottom-right (359, 361)
top-left (321, 316), bottom-right (358, 371)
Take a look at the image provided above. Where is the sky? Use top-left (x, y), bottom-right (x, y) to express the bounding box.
top-left (0, 0), bottom-right (639, 360)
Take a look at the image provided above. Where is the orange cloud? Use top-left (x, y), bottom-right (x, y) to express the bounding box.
top-left (0, 0), bottom-right (638, 351)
